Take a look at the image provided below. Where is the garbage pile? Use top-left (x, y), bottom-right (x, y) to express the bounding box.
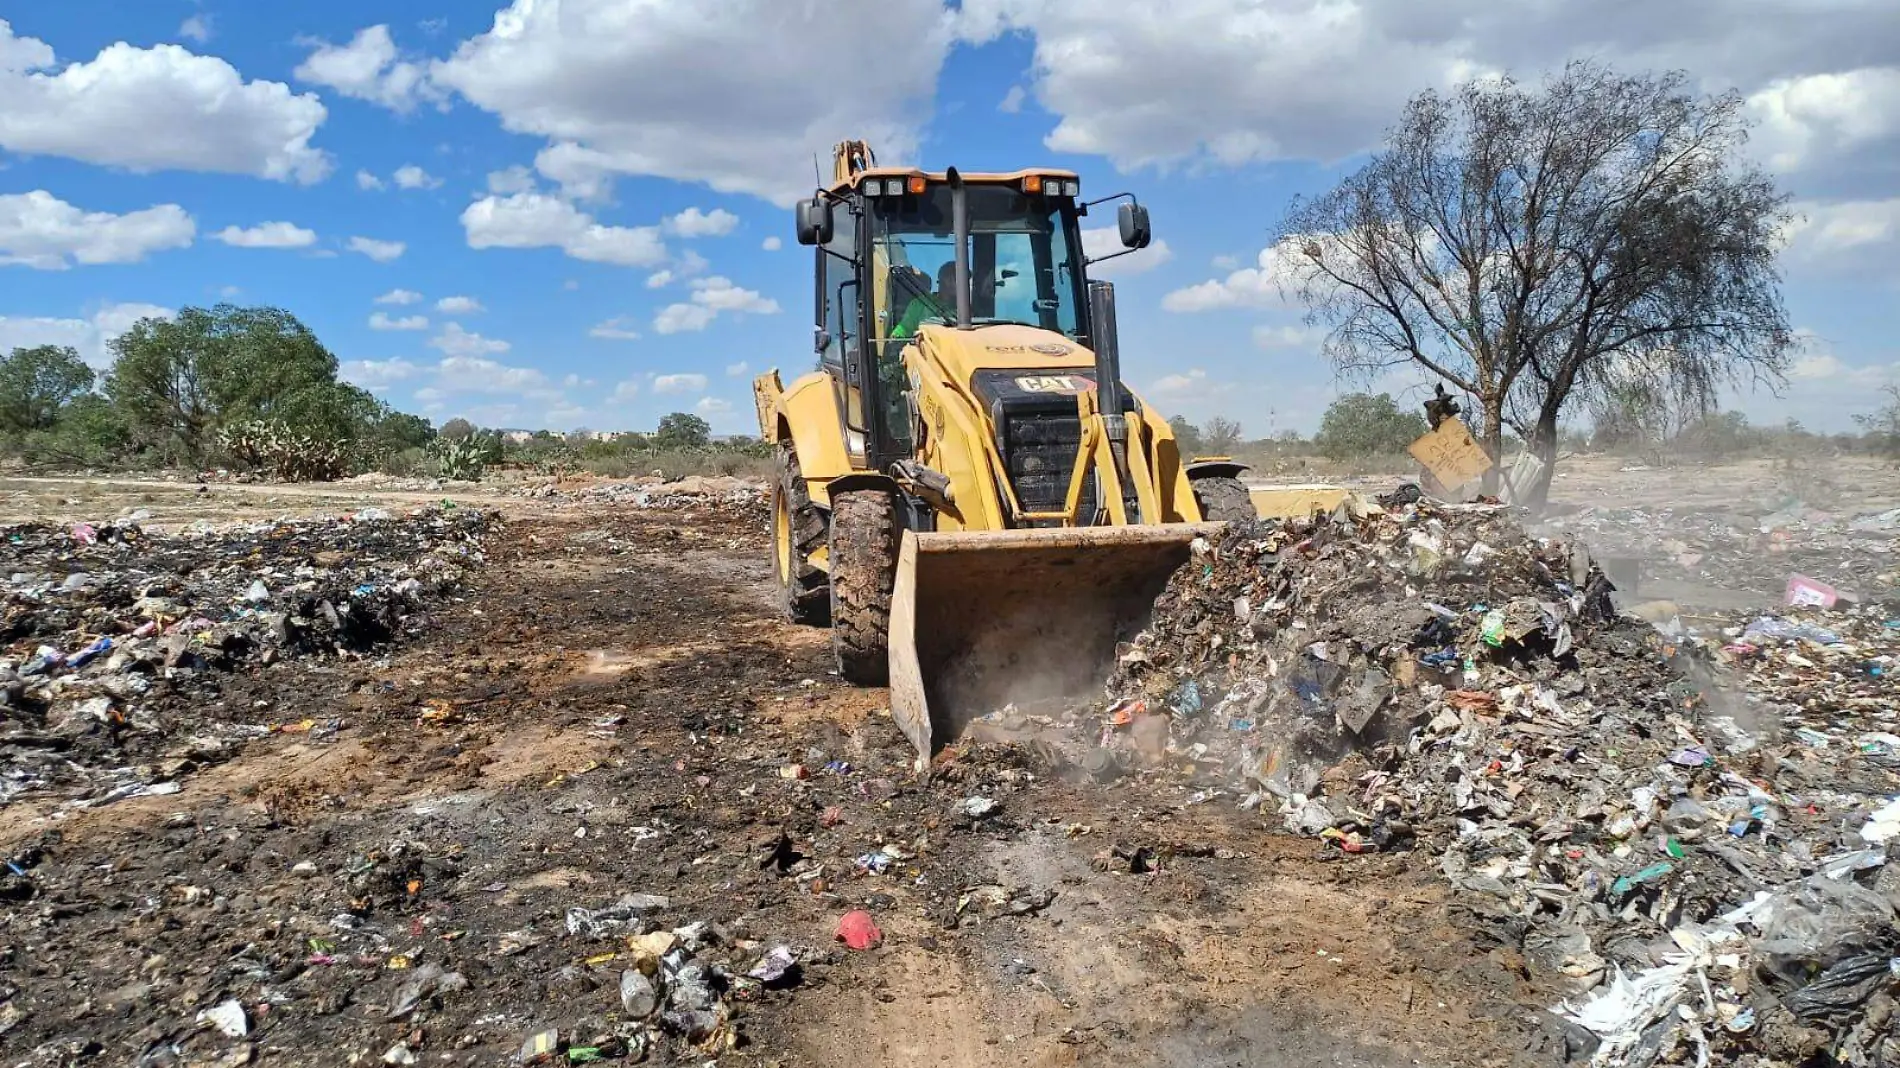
top-left (1540, 501), bottom-right (1900, 608)
top-left (513, 475), bottom-right (766, 513)
top-left (0, 506), bottom-right (497, 809)
top-left (1082, 493), bottom-right (1900, 1066)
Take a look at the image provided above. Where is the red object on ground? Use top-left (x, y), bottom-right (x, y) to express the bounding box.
top-left (835, 909), bottom-right (883, 950)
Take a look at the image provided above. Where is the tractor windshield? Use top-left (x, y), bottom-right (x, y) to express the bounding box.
top-left (869, 185), bottom-right (1085, 343)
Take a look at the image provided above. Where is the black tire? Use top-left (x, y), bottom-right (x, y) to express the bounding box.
top-left (773, 447), bottom-right (830, 625)
top-left (1192, 476), bottom-right (1255, 522)
top-left (828, 489), bottom-right (901, 685)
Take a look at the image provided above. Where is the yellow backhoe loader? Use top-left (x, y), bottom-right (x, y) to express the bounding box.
top-left (755, 141), bottom-right (1260, 763)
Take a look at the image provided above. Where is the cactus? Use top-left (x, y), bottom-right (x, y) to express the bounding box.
top-left (217, 420), bottom-right (352, 481)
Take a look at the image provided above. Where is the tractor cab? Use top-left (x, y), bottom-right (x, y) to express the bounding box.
top-left (794, 141), bottom-right (1151, 475)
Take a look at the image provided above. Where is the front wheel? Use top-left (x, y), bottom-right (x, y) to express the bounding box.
top-left (1191, 476), bottom-right (1255, 523)
top-left (827, 489), bottom-right (901, 685)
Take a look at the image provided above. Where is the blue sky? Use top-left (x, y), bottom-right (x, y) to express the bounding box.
top-left (2, 1), bottom-right (1896, 437)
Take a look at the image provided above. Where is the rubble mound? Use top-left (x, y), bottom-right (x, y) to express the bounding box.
top-left (1105, 492), bottom-right (1900, 1066)
top-left (0, 506), bottom-right (498, 810)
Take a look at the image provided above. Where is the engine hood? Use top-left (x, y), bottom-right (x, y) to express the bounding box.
top-left (912, 322), bottom-right (1096, 384)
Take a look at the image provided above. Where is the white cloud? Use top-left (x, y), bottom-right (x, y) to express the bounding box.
top-left (664, 207), bottom-right (739, 238)
top-left (294, 24), bottom-right (442, 113)
top-left (213, 221), bottom-right (316, 249)
top-left (179, 15), bottom-right (213, 44)
top-left (1210, 254), bottom-right (1240, 271)
top-left (461, 192), bottom-right (666, 266)
top-left (219, 285), bottom-right (242, 298)
top-left (696, 397), bottom-right (733, 415)
top-left (1080, 227), bottom-right (1174, 278)
top-left (0, 21), bottom-right (330, 183)
top-left (761, 235), bottom-right (782, 251)
top-left (429, 0), bottom-right (953, 205)
top-left (654, 373), bottom-right (709, 395)
top-left (0, 191), bottom-right (194, 269)
top-left (645, 269), bottom-right (674, 288)
top-left (1748, 68), bottom-right (1900, 179)
top-left (393, 163), bottom-right (442, 190)
top-left (1162, 238), bottom-right (1306, 312)
top-left (1251, 324), bottom-right (1325, 351)
top-left (427, 354), bottom-right (558, 400)
top-left (653, 276), bottom-right (780, 334)
top-left (999, 85), bottom-right (1026, 113)
top-left (348, 236), bottom-right (406, 262)
top-left (429, 322), bottom-right (509, 358)
top-left (369, 312), bottom-right (428, 331)
top-left (435, 295), bottom-right (483, 314)
top-left (590, 316), bottom-right (641, 340)
top-left (676, 249), bottom-right (710, 276)
top-left (374, 288), bottom-right (423, 305)
top-left (951, 0), bottom-right (1900, 192)
top-left (356, 169), bottom-right (386, 191)
top-left (341, 357), bottom-right (422, 388)
top-left (1784, 198), bottom-right (1900, 257)
top-left (1149, 368), bottom-right (1208, 396)
top-left (611, 380), bottom-right (641, 401)
top-left (486, 165), bottom-right (536, 194)
top-left (725, 361), bottom-right (750, 377)
top-left (0, 301), bottom-right (174, 369)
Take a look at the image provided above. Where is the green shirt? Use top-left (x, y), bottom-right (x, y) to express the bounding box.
top-left (892, 293), bottom-right (951, 338)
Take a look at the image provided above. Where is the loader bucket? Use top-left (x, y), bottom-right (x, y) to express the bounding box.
top-left (888, 523), bottom-right (1225, 762)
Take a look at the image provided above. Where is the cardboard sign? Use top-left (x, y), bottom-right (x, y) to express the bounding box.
top-left (1407, 416), bottom-right (1494, 489)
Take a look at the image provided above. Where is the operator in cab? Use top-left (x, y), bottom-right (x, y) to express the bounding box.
top-left (891, 261), bottom-right (958, 338)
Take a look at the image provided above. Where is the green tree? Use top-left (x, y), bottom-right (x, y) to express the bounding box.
top-left (440, 417), bottom-right (475, 441)
top-left (0, 345), bottom-right (95, 441)
top-left (1167, 415), bottom-right (1204, 455)
top-left (103, 304), bottom-right (349, 463)
top-left (655, 412), bottom-right (711, 448)
top-left (1314, 393), bottom-right (1428, 460)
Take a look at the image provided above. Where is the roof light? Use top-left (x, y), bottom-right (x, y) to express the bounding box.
top-left (1022, 174), bottom-right (1043, 194)
top-left (906, 174), bottom-right (926, 194)
top-left (1061, 179), bottom-right (1081, 197)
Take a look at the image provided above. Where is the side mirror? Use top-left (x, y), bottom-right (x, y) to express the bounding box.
top-left (795, 198), bottom-right (833, 246)
top-left (1117, 202), bottom-right (1151, 250)
top-left (813, 327), bottom-right (832, 354)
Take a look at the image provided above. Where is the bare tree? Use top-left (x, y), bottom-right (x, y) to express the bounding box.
top-left (1202, 416), bottom-right (1244, 453)
top-left (1276, 60), bottom-right (1795, 505)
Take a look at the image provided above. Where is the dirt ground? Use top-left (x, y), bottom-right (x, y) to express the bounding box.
top-left (2, 455), bottom-right (1890, 1067)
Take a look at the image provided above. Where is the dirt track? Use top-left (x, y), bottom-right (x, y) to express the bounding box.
top-left (0, 488), bottom-right (1589, 1068)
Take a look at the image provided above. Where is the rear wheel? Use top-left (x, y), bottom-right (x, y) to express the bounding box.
top-left (828, 489), bottom-right (901, 685)
top-left (1192, 476), bottom-right (1255, 522)
top-left (773, 447), bottom-right (829, 624)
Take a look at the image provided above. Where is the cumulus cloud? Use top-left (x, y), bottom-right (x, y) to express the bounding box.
top-left (435, 295), bottom-right (483, 314)
top-left (213, 221), bottom-right (316, 249)
top-left (340, 357), bottom-right (423, 388)
top-left (178, 14), bottom-right (213, 44)
top-left (0, 301), bottom-right (175, 369)
top-left (590, 316), bottom-right (641, 340)
top-left (761, 235), bottom-right (782, 251)
top-left (461, 192), bottom-right (666, 266)
top-left (645, 269), bottom-right (674, 288)
top-left (999, 85), bottom-right (1026, 113)
top-left (429, 322), bottom-right (509, 357)
top-left (1080, 226), bottom-right (1174, 278)
top-left (294, 24), bottom-right (443, 113)
top-left (393, 163), bottom-right (442, 190)
top-left (1149, 368), bottom-right (1209, 396)
top-left (1161, 238), bottom-right (1307, 312)
top-left (611, 380), bottom-right (641, 401)
top-left (486, 165), bottom-right (536, 194)
top-left (0, 21), bottom-right (330, 183)
top-left (725, 361), bottom-right (750, 377)
top-left (356, 169), bottom-right (386, 191)
top-left (664, 207), bottom-right (739, 238)
top-left (652, 276), bottom-right (779, 334)
top-left (369, 312), bottom-right (428, 331)
top-left (951, 0), bottom-right (1900, 193)
top-left (374, 288), bottom-right (423, 305)
top-left (347, 236), bottom-right (406, 262)
top-left (653, 373), bottom-right (709, 394)
top-left (429, 0), bottom-right (952, 205)
top-left (435, 353), bottom-right (550, 394)
top-left (0, 191), bottom-right (194, 269)
top-left (696, 397), bottom-right (733, 415)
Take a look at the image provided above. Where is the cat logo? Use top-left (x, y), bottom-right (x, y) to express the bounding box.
top-left (1029, 342), bottom-right (1073, 356)
top-left (1014, 375), bottom-right (1090, 394)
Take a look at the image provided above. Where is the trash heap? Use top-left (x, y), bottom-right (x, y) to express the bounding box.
top-left (514, 475), bottom-right (768, 515)
top-left (0, 506), bottom-right (497, 809)
top-left (1093, 493), bottom-right (1900, 1067)
top-left (1540, 502), bottom-right (1900, 607)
